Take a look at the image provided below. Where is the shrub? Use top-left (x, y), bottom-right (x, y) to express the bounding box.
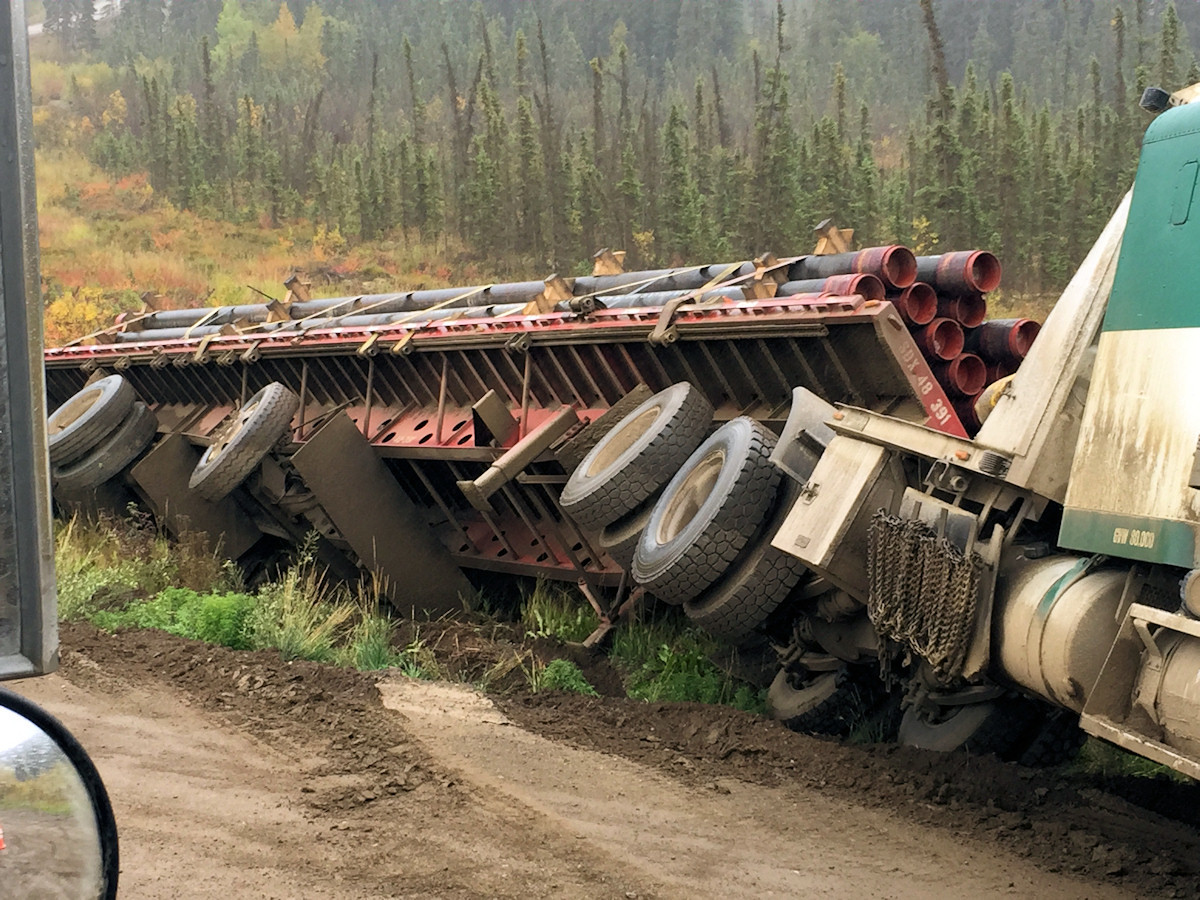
top-left (539, 658), bottom-right (599, 696)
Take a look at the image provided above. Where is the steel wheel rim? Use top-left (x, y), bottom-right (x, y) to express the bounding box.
top-left (655, 448), bottom-right (725, 545)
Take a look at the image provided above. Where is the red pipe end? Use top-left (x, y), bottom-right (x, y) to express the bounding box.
top-left (894, 283), bottom-right (937, 326)
top-left (824, 273), bottom-right (885, 301)
top-left (1007, 318), bottom-right (1041, 359)
top-left (938, 292), bottom-right (987, 328)
top-left (964, 251), bottom-right (1002, 293)
top-left (950, 352), bottom-right (987, 396)
top-left (877, 245), bottom-right (917, 289)
top-left (915, 317), bottom-right (964, 361)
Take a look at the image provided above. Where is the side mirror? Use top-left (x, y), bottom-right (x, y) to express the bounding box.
top-left (0, 687), bottom-right (118, 898)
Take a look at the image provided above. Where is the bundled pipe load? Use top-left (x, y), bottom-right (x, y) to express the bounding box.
top-left (120, 261), bottom-right (760, 333)
top-left (90, 242), bottom-right (1037, 436)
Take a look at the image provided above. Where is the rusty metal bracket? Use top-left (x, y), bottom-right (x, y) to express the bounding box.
top-left (241, 342), bottom-right (262, 364)
top-left (568, 296), bottom-right (596, 316)
top-left (581, 581), bottom-right (645, 649)
top-left (392, 331), bottom-right (416, 355)
top-left (471, 389), bottom-right (519, 446)
top-left (456, 407), bottom-right (579, 512)
top-left (505, 332), bottom-right (531, 354)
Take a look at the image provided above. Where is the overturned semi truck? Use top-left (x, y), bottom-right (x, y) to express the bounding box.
top-left (41, 84), bottom-right (1200, 774)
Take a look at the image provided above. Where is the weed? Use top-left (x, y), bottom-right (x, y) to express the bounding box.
top-left (395, 635), bottom-right (442, 680)
top-left (610, 607), bottom-right (765, 714)
top-left (481, 649), bottom-right (529, 691)
top-left (249, 557), bottom-right (354, 663)
top-left (538, 659), bottom-right (599, 696)
top-left (519, 581), bottom-right (595, 643)
top-left (1069, 738), bottom-right (1188, 781)
top-left (91, 587), bottom-right (256, 650)
top-left (519, 655), bottom-right (546, 693)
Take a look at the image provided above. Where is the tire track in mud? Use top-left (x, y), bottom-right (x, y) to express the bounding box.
top-left (378, 676), bottom-right (1132, 899)
top-left (14, 622), bottom-right (1200, 899)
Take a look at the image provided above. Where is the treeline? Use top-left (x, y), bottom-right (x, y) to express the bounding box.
top-left (36, 0), bottom-right (1200, 292)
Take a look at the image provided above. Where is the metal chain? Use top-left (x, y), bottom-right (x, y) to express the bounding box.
top-left (867, 512), bottom-right (981, 682)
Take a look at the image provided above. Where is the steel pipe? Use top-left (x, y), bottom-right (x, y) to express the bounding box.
top-left (914, 250), bottom-right (1002, 294)
top-left (985, 360), bottom-right (1018, 384)
top-left (931, 352), bottom-right (986, 398)
top-left (966, 318), bottom-right (1041, 363)
top-left (790, 246), bottom-right (917, 290)
top-left (778, 273), bottom-right (885, 301)
top-left (953, 397), bottom-right (983, 434)
top-left (912, 317), bottom-right (964, 361)
top-left (889, 283), bottom-right (937, 326)
top-left (936, 292), bottom-right (987, 328)
top-left (124, 262), bottom-right (760, 332)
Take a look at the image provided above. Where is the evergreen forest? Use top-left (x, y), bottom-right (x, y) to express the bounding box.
top-left (32, 0), bottom-right (1200, 305)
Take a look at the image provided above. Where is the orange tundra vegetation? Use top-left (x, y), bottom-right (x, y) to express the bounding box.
top-left (29, 44), bottom-right (505, 344)
top-left (34, 146), bottom-right (501, 344)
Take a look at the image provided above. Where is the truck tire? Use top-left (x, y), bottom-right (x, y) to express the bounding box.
top-left (597, 499), bottom-right (655, 571)
top-left (559, 383), bottom-right (713, 532)
top-left (898, 699), bottom-right (1025, 756)
top-left (189, 383), bottom-right (298, 502)
top-left (768, 664), bottom-right (883, 737)
top-left (631, 417), bottom-right (780, 606)
top-left (52, 402), bottom-right (158, 494)
top-left (47, 375), bottom-right (136, 466)
top-left (684, 482), bottom-right (806, 644)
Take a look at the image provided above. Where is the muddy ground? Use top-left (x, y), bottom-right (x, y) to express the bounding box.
top-left (7, 621), bottom-right (1200, 898)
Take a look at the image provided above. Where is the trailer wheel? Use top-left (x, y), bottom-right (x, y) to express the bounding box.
top-left (684, 482), bottom-right (806, 643)
top-left (898, 699), bottom-right (1026, 756)
top-left (189, 383), bottom-right (298, 502)
top-left (53, 402), bottom-right (158, 495)
top-left (768, 664), bottom-right (883, 737)
top-left (47, 375), bottom-right (136, 466)
top-left (559, 383), bottom-right (713, 532)
top-left (632, 417), bottom-right (780, 606)
top-left (597, 499), bottom-right (655, 571)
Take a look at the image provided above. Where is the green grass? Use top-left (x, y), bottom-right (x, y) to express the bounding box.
top-left (55, 517), bottom-right (766, 711)
top-left (532, 658), bottom-right (599, 696)
top-left (56, 519), bottom-right (400, 671)
top-left (91, 586), bottom-right (256, 649)
top-left (1069, 738), bottom-right (1189, 781)
top-left (519, 580), bottom-right (596, 643)
top-left (610, 606), bottom-right (766, 714)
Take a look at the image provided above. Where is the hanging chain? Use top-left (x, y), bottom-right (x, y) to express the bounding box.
top-left (867, 511), bottom-right (982, 682)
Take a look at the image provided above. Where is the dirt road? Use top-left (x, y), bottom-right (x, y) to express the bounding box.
top-left (8, 623), bottom-right (1200, 898)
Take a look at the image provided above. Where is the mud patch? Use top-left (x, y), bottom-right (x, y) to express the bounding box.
top-left (52, 622), bottom-right (1200, 898)
top-left (497, 693), bottom-right (1200, 898)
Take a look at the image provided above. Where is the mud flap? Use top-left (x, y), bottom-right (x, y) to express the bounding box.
top-left (128, 432), bottom-right (262, 560)
top-left (291, 411), bottom-right (474, 616)
top-left (770, 435), bottom-right (905, 598)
